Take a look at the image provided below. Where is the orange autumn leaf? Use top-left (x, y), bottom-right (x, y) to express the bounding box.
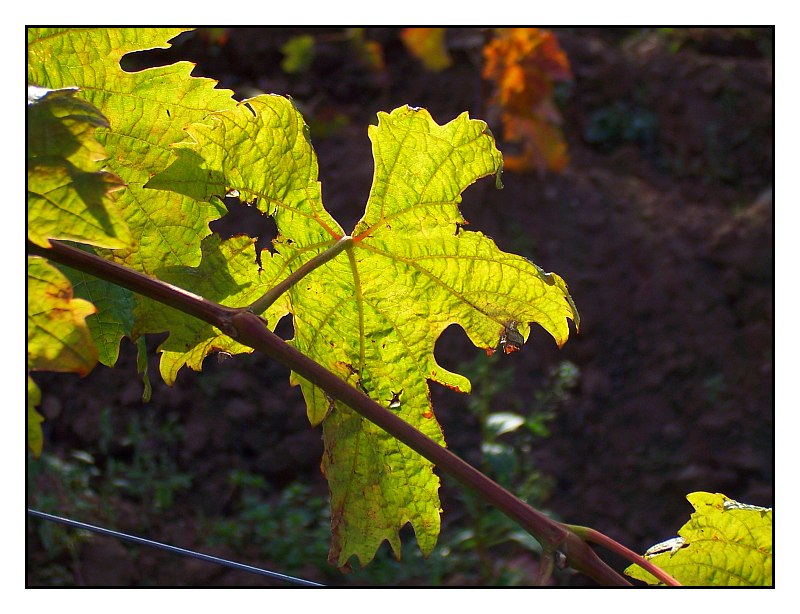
top-left (483, 28), bottom-right (572, 172)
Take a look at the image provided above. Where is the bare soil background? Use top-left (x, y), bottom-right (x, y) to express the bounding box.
top-left (27, 27), bottom-right (774, 586)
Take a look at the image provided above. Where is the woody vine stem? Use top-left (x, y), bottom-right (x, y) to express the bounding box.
top-left (27, 239), bottom-right (680, 587)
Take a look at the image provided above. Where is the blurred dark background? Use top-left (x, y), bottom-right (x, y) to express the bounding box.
top-left (27, 27), bottom-right (773, 586)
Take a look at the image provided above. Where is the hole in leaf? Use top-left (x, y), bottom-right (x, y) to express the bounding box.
top-left (119, 31), bottom-right (196, 72)
top-left (209, 193), bottom-right (278, 269)
top-left (273, 313), bottom-right (294, 341)
top-left (433, 323), bottom-right (477, 378)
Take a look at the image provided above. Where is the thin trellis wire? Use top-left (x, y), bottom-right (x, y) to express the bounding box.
top-left (27, 508), bottom-right (325, 587)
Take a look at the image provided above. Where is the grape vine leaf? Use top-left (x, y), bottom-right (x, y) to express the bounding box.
top-left (27, 256), bottom-right (98, 376)
top-left (27, 256), bottom-right (99, 455)
top-left (625, 492), bottom-right (773, 586)
top-left (27, 28), bottom-right (237, 371)
top-left (61, 262), bottom-right (136, 368)
top-left (27, 28), bottom-right (578, 569)
top-left (146, 96), bottom-right (579, 568)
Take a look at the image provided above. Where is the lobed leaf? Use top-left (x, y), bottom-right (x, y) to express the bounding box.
top-left (28, 28), bottom-right (580, 570)
top-left (27, 27), bottom-right (579, 571)
top-left (142, 94), bottom-right (338, 382)
top-left (625, 492), bottom-right (773, 586)
top-left (149, 99), bottom-right (578, 569)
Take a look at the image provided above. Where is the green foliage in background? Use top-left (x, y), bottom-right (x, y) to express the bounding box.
top-left (281, 35), bottom-right (315, 74)
top-left (451, 356), bottom-right (578, 582)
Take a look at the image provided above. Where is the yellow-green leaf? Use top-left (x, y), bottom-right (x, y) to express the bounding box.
top-left (27, 85), bottom-right (129, 249)
top-left (27, 28), bottom-right (236, 275)
top-left (61, 263), bottom-right (136, 367)
top-left (27, 27), bottom-right (237, 376)
top-left (625, 492), bottom-right (773, 586)
top-left (27, 256), bottom-right (98, 375)
top-left (148, 98), bottom-right (578, 569)
top-left (141, 95), bottom-right (346, 383)
top-left (132, 233), bottom-right (283, 384)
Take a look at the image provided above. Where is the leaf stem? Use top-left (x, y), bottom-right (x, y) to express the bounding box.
top-left (28, 239), bottom-right (632, 587)
top-left (248, 235), bottom-right (353, 315)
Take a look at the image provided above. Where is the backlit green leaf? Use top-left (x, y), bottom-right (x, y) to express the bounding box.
top-left (28, 255), bottom-right (98, 375)
top-left (27, 85), bottom-right (129, 249)
top-left (28, 28), bottom-right (579, 570)
top-left (132, 233), bottom-right (283, 384)
top-left (27, 28), bottom-right (236, 274)
top-left (27, 27), bottom-right (237, 376)
top-left (141, 95), bottom-right (338, 382)
top-left (61, 264), bottom-right (135, 367)
top-left (148, 98), bottom-right (578, 568)
top-left (625, 491), bottom-right (773, 586)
